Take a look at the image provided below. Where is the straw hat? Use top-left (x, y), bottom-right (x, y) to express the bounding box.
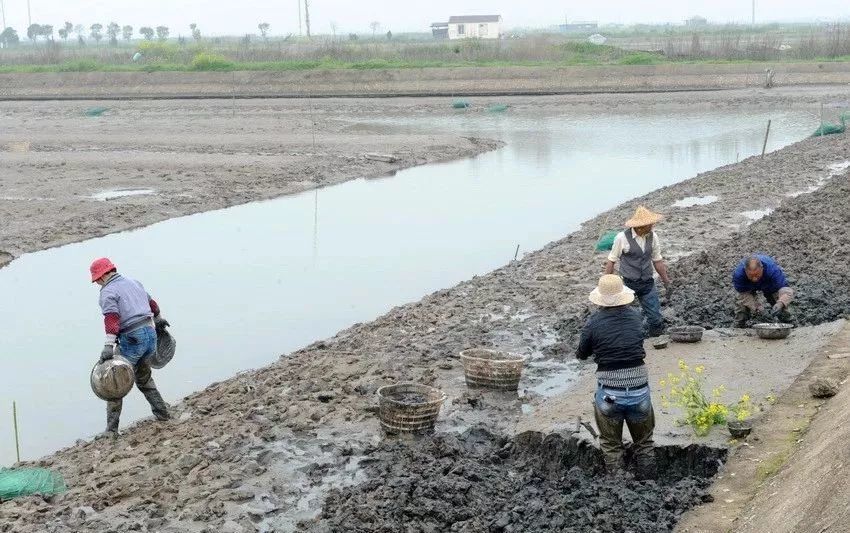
top-left (589, 275), bottom-right (635, 307)
top-left (624, 205), bottom-right (664, 228)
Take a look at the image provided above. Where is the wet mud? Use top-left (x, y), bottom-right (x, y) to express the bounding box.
top-left (303, 428), bottom-right (725, 533)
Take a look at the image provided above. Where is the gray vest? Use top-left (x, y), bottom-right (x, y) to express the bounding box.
top-left (619, 229), bottom-right (654, 281)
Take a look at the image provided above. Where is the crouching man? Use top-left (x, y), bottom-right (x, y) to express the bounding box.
top-left (733, 254), bottom-right (794, 327)
top-left (577, 274), bottom-right (657, 479)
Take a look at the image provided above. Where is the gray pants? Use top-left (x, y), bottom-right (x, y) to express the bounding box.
top-left (106, 361), bottom-right (169, 432)
top-left (594, 396), bottom-right (657, 479)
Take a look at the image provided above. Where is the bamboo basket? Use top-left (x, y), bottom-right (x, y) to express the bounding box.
top-left (377, 382), bottom-right (446, 434)
top-left (459, 348), bottom-right (527, 390)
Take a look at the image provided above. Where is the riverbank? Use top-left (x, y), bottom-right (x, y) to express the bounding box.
top-left (1, 89), bottom-right (849, 531)
top-left (2, 62), bottom-right (850, 100)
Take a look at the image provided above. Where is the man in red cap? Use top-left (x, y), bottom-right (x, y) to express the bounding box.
top-left (90, 257), bottom-right (171, 437)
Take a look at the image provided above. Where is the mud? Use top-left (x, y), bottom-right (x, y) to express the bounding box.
top-left (667, 171), bottom-right (850, 329)
top-left (304, 428), bottom-right (725, 533)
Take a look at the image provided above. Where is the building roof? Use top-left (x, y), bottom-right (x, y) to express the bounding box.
top-left (431, 22), bottom-right (448, 27)
top-left (448, 15), bottom-right (501, 24)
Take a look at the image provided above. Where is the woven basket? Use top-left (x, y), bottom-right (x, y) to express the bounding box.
top-left (459, 348), bottom-right (528, 390)
top-left (377, 382), bottom-right (446, 434)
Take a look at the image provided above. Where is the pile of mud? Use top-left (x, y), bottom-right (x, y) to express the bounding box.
top-left (668, 170), bottom-right (850, 329)
top-left (302, 428), bottom-right (725, 532)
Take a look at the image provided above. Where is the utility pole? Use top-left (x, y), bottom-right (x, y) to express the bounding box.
top-left (1, 0), bottom-right (6, 30)
top-left (27, 0), bottom-right (31, 28)
top-left (304, 0), bottom-right (311, 38)
top-left (751, 0), bottom-right (755, 26)
top-left (298, 0), bottom-right (302, 36)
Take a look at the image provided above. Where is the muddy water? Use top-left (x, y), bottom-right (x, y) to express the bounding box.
top-left (0, 108), bottom-right (814, 464)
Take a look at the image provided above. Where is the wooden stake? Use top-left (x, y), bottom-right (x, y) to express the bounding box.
top-left (761, 119), bottom-right (771, 158)
top-left (820, 102), bottom-right (825, 136)
top-left (513, 244), bottom-right (520, 261)
top-left (13, 401), bottom-right (20, 463)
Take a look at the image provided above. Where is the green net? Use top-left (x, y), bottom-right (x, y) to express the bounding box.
top-left (487, 104), bottom-right (509, 113)
top-left (811, 113), bottom-right (848, 137)
top-left (0, 468), bottom-right (66, 501)
top-left (595, 230), bottom-right (619, 251)
top-left (84, 107), bottom-right (109, 117)
top-left (451, 100), bottom-right (470, 109)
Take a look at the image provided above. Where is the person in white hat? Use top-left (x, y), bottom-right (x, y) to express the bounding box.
top-left (604, 205), bottom-right (671, 337)
top-left (577, 274), bottom-right (657, 479)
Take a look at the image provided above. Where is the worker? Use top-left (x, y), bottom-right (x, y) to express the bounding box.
top-left (604, 205), bottom-right (672, 337)
top-left (577, 274), bottom-right (656, 479)
top-left (91, 258), bottom-right (171, 437)
top-left (733, 254), bottom-right (794, 327)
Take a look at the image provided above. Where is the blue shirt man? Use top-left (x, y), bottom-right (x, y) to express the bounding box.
top-left (732, 254), bottom-right (794, 327)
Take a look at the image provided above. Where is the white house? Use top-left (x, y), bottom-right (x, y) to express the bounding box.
top-left (447, 15), bottom-right (502, 40)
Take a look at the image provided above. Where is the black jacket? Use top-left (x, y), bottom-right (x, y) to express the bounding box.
top-left (576, 306), bottom-right (646, 371)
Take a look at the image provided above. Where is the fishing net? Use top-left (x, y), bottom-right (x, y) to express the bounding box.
top-left (0, 468), bottom-right (66, 501)
top-left (811, 112), bottom-right (848, 137)
top-left (595, 230), bottom-right (619, 251)
top-left (452, 100), bottom-right (470, 109)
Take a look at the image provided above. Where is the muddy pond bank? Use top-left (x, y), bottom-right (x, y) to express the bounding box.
top-left (1, 95), bottom-right (850, 532)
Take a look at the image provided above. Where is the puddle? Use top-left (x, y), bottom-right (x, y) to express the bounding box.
top-left (741, 208), bottom-right (774, 221)
top-left (0, 108), bottom-right (817, 464)
top-left (672, 195), bottom-right (719, 208)
top-left (523, 360), bottom-right (582, 398)
top-left (90, 188), bottom-right (155, 201)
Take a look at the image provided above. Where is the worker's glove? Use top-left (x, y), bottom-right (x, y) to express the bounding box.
top-left (770, 302), bottom-right (784, 317)
top-left (154, 315), bottom-right (170, 333)
top-left (99, 344), bottom-right (115, 363)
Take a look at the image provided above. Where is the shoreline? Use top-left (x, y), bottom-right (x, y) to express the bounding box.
top-left (1, 91), bottom-right (849, 531)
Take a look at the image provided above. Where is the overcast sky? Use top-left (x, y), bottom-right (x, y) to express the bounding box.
top-left (1, 0), bottom-right (848, 36)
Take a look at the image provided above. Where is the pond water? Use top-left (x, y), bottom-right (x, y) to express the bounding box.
top-left (0, 107), bottom-right (815, 463)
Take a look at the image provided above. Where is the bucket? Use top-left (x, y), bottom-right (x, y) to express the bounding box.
top-left (90, 355), bottom-right (135, 401)
top-left (459, 348), bottom-right (527, 390)
top-left (377, 382), bottom-right (446, 434)
top-left (148, 330), bottom-right (176, 369)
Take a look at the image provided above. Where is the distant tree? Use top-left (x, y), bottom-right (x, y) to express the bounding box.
top-left (122, 25), bottom-right (133, 41)
top-left (177, 35), bottom-right (186, 45)
top-left (258, 22), bottom-right (270, 41)
top-left (27, 23), bottom-right (40, 42)
top-left (43, 25), bottom-right (54, 41)
top-left (58, 27), bottom-right (68, 41)
top-left (348, 33), bottom-right (358, 41)
top-left (190, 23), bottom-right (201, 41)
top-left (241, 33), bottom-right (251, 45)
top-left (73, 24), bottom-right (84, 36)
top-left (0, 27), bottom-right (20, 47)
top-left (64, 22), bottom-right (73, 35)
top-left (369, 21), bottom-right (380, 37)
top-left (386, 30), bottom-right (392, 40)
top-left (329, 21), bottom-right (338, 38)
top-left (106, 22), bottom-right (120, 45)
top-left (155, 25), bottom-right (169, 41)
top-left (139, 26), bottom-right (154, 40)
top-left (77, 34), bottom-right (85, 46)
top-left (90, 23), bottom-right (103, 44)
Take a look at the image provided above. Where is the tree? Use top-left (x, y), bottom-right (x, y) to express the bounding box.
top-left (73, 23), bottom-right (84, 37)
top-left (26, 23), bottom-right (39, 42)
top-left (58, 27), bottom-right (68, 41)
top-left (369, 21), bottom-right (380, 37)
top-left (329, 21), bottom-right (337, 38)
top-left (106, 22), bottom-right (119, 45)
top-left (155, 25), bottom-right (169, 41)
top-left (0, 27), bottom-right (20, 47)
top-left (190, 23), bottom-right (201, 41)
top-left (77, 34), bottom-right (85, 46)
top-left (386, 30), bottom-right (392, 40)
top-left (258, 22), bottom-right (270, 41)
top-left (43, 25), bottom-right (53, 40)
top-left (60, 21), bottom-right (72, 42)
top-left (139, 26), bottom-right (154, 40)
top-left (90, 23), bottom-right (103, 44)
top-left (122, 25), bottom-right (133, 41)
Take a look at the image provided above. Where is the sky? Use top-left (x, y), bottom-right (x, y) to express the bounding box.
top-left (1, 0), bottom-right (848, 37)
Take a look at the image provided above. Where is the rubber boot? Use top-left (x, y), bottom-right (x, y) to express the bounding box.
top-left (626, 409), bottom-right (657, 480)
top-left (96, 400), bottom-right (122, 439)
top-left (142, 388), bottom-right (171, 421)
top-left (594, 404), bottom-right (625, 473)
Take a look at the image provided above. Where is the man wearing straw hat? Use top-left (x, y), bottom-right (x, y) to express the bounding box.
top-left (604, 205), bottom-right (671, 337)
top-left (577, 274), bottom-right (656, 479)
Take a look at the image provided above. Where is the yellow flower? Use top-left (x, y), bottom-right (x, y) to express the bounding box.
top-left (678, 360), bottom-right (688, 371)
top-left (741, 394), bottom-right (751, 403)
top-left (695, 365), bottom-right (705, 374)
top-left (659, 379), bottom-right (667, 387)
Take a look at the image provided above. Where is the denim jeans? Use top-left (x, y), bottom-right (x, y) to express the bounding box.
top-left (118, 325), bottom-right (157, 366)
top-left (593, 384), bottom-right (656, 478)
top-left (623, 278), bottom-right (664, 336)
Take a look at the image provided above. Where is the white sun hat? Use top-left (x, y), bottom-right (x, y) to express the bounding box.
top-left (589, 274), bottom-right (635, 307)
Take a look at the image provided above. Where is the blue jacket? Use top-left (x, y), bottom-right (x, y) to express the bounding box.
top-left (732, 255), bottom-right (788, 294)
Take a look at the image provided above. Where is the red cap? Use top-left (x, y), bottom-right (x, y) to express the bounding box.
top-left (90, 258), bottom-right (117, 282)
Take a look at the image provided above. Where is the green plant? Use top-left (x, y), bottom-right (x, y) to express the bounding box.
top-left (139, 40), bottom-right (180, 61)
top-left (618, 52), bottom-right (661, 65)
top-left (190, 53), bottom-right (233, 71)
top-left (660, 360), bottom-right (729, 436)
top-left (728, 394), bottom-right (753, 422)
